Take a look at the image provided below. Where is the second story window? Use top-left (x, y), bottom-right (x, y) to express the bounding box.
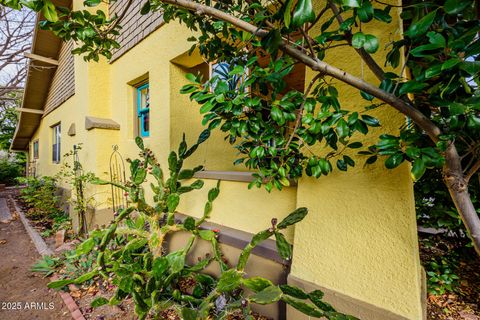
top-left (210, 61), bottom-right (246, 92)
top-left (52, 123), bottom-right (61, 163)
top-left (33, 140), bottom-right (39, 159)
top-left (136, 83), bottom-right (150, 137)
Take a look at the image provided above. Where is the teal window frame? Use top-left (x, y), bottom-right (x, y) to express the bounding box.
top-left (137, 83), bottom-right (150, 137)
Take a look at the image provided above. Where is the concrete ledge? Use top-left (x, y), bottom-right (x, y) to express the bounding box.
top-left (176, 212), bottom-right (289, 265)
top-left (9, 195), bottom-right (53, 256)
top-left (194, 170), bottom-right (297, 186)
top-left (85, 116), bottom-right (120, 131)
top-left (287, 274), bottom-right (414, 320)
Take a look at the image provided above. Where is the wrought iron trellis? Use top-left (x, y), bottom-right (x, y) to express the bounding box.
top-left (109, 145), bottom-right (128, 212)
top-left (28, 160), bottom-right (36, 178)
top-left (73, 144), bottom-right (88, 234)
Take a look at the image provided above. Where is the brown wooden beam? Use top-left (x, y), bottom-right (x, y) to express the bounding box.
top-left (24, 53), bottom-right (59, 66)
top-left (16, 107), bottom-right (44, 115)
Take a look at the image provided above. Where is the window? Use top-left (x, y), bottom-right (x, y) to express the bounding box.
top-left (136, 83), bottom-right (150, 137)
top-left (210, 61), bottom-right (246, 92)
top-left (52, 123), bottom-right (61, 163)
top-left (33, 140), bottom-right (39, 159)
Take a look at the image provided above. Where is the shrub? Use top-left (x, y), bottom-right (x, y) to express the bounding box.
top-left (17, 176), bottom-right (62, 220)
top-left (48, 132), bottom-right (357, 320)
top-left (0, 158), bottom-right (24, 185)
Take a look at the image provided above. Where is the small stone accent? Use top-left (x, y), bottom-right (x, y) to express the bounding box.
top-left (68, 123), bottom-right (76, 136)
top-left (85, 116), bottom-right (120, 131)
top-left (54, 229), bottom-right (65, 248)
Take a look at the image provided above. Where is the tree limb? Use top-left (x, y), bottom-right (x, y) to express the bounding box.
top-left (161, 0), bottom-right (442, 143)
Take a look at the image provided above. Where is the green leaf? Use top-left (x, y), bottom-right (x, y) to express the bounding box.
top-left (347, 142), bottom-right (362, 149)
top-left (91, 297), bottom-right (109, 308)
top-left (135, 136), bottom-right (144, 150)
top-left (277, 207), bottom-right (308, 229)
top-left (208, 187), bottom-right (220, 202)
top-left (399, 80), bottom-right (428, 95)
top-left (271, 106), bottom-right (285, 125)
top-left (168, 151), bottom-right (178, 172)
top-left (133, 168), bottom-right (147, 185)
top-left (184, 217), bottom-right (196, 231)
top-left (217, 269), bottom-right (242, 293)
top-left (361, 115), bottom-right (380, 127)
top-left (140, 0), bottom-right (151, 15)
top-left (191, 180), bottom-right (204, 189)
top-left (152, 257), bottom-right (169, 279)
top-left (309, 289), bottom-right (335, 311)
top-left (366, 155), bottom-right (377, 164)
top-left (360, 90), bottom-right (374, 101)
top-left (444, 0), bottom-right (473, 14)
top-left (125, 238), bottom-right (148, 251)
top-left (250, 230), bottom-right (273, 247)
top-left (284, 0), bottom-right (294, 28)
top-left (385, 153), bottom-right (404, 169)
top-left (292, 0), bottom-right (316, 27)
top-left (249, 286), bottom-right (283, 305)
top-left (197, 129), bottom-right (211, 145)
top-left (280, 285), bottom-right (309, 299)
top-left (48, 279), bottom-right (74, 289)
top-left (185, 73), bottom-right (198, 83)
top-left (74, 270), bottom-right (98, 284)
top-left (166, 193), bottom-right (180, 212)
top-left (282, 296), bottom-right (323, 317)
top-left (275, 232), bottom-right (293, 260)
top-left (42, 1), bottom-right (58, 22)
top-left (167, 251), bottom-right (186, 274)
top-left (243, 277), bottom-right (274, 292)
top-left (342, 0), bottom-right (360, 7)
top-left (76, 238), bottom-right (95, 256)
top-left (200, 101), bottom-right (214, 114)
top-left (411, 157), bottom-right (426, 181)
top-left (459, 61), bottom-right (480, 76)
top-left (84, 0), bottom-right (101, 6)
top-left (442, 58), bottom-right (461, 70)
top-left (178, 169), bottom-right (194, 180)
top-left (357, 1), bottom-right (374, 22)
top-left (404, 10), bottom-right (436, 38)
top-left (373, 8), bottom-right (392, 23)
top-left (363, 34), bottom-right (379, 53)
top-left (198, 229), bottom-right (215, 241)
top-left (336, 118), bottom-right (349, 138)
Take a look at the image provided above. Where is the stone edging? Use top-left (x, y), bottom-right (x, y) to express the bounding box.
top-left (8, 195), bottom-right (86, 320)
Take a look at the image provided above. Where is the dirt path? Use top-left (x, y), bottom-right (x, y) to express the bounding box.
top-left (0, 202), bottom-right (70, 320)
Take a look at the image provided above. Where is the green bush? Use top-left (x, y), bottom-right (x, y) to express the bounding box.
top-left (17, 176), bottom-right (62, 220)
top-left (0, 158), bottom-right (24, 185)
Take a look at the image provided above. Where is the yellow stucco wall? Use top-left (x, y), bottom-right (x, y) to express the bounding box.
top-left (289, 1), bottom-right (423, 319)
top-left (26, 0), bottom-right (423, 318)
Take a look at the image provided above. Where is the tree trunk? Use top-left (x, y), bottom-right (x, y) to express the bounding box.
top-left (444, 144), bottom-right (480, 255)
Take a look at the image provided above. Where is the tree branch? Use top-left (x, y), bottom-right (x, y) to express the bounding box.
top-left (160, 0), bottom-right (442, 143)
top-left (465, 159), bottom-right (480, 183)
top-left (285, 72), bottom-right (324, 150)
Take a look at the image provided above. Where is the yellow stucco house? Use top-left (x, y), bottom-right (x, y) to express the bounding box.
top-left (11, 0), bottom-right (425, 319)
